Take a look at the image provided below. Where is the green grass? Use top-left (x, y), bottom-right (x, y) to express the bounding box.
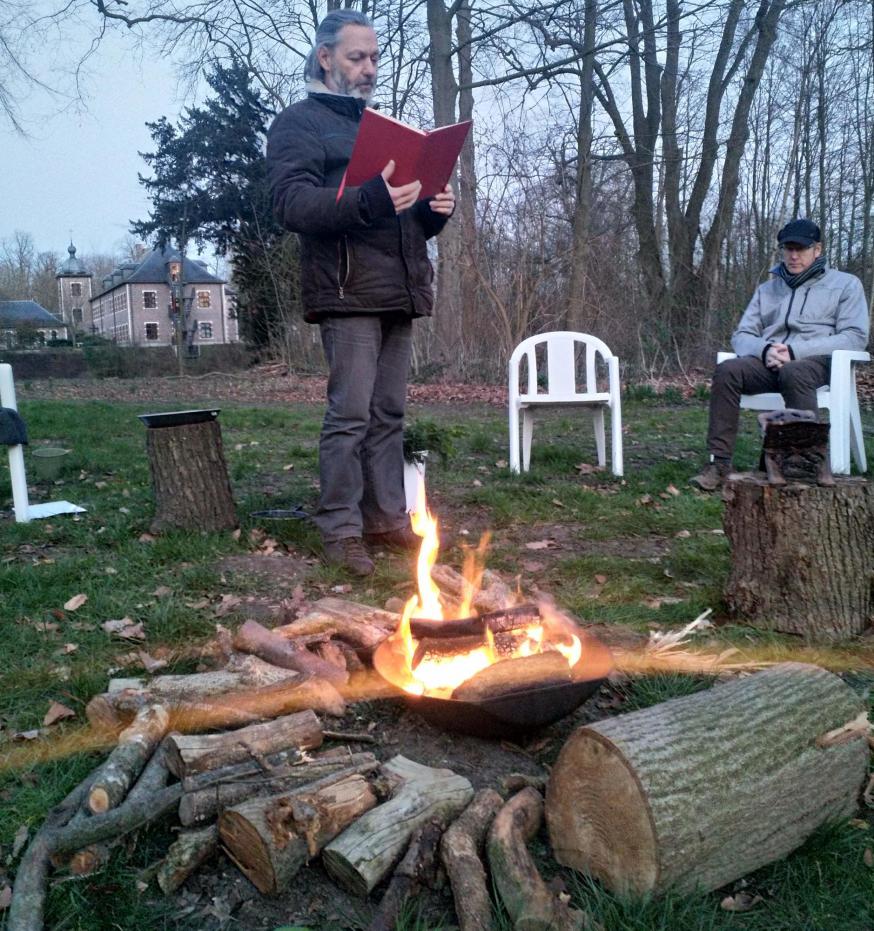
top-left (2, 392), bottom-right (873, 929)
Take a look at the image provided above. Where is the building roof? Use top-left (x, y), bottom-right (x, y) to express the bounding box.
top-left (0, 300), bottom-right (66, 327)
top-left (56, 242), bottom-right (90, 278)
top-left (92, 245), bottom-right (225, 299)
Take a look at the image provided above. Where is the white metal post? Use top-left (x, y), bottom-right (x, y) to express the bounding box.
top-left (0, 363), bottom-right (31, 522)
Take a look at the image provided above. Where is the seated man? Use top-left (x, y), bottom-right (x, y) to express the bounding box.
top-left (691, 218), bottom-right (869, 491)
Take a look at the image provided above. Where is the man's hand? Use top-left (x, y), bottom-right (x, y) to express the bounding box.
top-left (381, 160), bottom-right (421, 213)
top-left (429, 183), bottom-right (455, 216)
top-left (765, 343), bottom-right (792, 370)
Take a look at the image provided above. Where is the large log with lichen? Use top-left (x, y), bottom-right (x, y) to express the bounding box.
top-left (545, 663), bottom-right (868, 896)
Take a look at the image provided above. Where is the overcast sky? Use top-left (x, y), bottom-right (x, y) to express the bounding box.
top-left (1, 25), bottom-right (196, 261)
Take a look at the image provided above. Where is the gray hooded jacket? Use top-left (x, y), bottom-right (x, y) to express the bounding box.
top-left (731, 265), bottom-right (869, 360)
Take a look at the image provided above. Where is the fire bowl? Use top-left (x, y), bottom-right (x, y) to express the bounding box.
top-left (372, 631), bottom-right (614, 739)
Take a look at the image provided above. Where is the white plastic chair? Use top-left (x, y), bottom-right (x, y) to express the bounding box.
top-left (716, 349), bottom-right (870, 475)
top-left (509, 332), bottom-right (623, 475)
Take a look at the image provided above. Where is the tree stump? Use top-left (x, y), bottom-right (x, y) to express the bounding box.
top-left (723, 476), bottom-right (874, 639)
top-left (545, 663), bottom-right (869, 896)
top-left (145, 419), bottom-right (236, 532)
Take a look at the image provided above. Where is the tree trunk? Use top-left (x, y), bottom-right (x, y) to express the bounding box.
top-left (723, 477), bottom-right (874, 639)
top-left (219, 773), bottom-right (378, 894)
top-left (322, 755), bottom-right (474, 896)
top-left (164, 709), bottom-right (324, 779)
top-left (145, 419), bottom-right (236, 533)
top-left (545, 663), bottom-right (869, 895)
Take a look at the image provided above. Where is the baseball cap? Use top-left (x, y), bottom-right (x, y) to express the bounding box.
top-left (777, 219), bottom-right (821, 247)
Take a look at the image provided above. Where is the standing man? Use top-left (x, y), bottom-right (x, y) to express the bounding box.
top-left (690, 218), bottom-right (868, 491)
top-left (267, 10), bottom-right (455, 575)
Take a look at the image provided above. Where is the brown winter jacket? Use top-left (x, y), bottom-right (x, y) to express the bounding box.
top-left (266, 92), bottom-right (449, 323)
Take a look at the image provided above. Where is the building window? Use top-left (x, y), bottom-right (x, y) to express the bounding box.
top-left (145, 322), bottom-right (159, 341)
top-left (197, 290), bottom-right (211, 309)
top-left (143, 290), bottom-right (157, 309)
top-left (72, 307), bottom-right (83, 324)
top-left (199, 321), bottom-right (214, 340)
top-left (71, 283), bottom-right (82, 297)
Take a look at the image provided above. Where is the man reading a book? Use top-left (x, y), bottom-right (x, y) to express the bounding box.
top-left (267, 10), bottom-right (456, 576)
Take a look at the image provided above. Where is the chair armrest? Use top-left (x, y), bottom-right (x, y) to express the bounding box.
top-left (716, 351), bottom-right (737, 364)
top-left (830, 349), bottom-right (870, 391)
top-left (831, 350), bottom-right (870, 364)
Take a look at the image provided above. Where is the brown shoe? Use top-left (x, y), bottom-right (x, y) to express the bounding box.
top-left (689, 460), bottom-right (731, 492)
top-left (323, 537), bottom-right (375, 576)
top-left (364, 526), bottom-right (423, 553)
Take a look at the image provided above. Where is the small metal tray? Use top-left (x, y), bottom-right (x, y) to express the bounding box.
top-left (138, 409), bottom-right (221, 428)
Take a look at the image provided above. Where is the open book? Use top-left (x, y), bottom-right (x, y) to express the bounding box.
top-left (337, 108), bottom-right (472, 202)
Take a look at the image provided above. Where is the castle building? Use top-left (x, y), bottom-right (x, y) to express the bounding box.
top-left (55, 242), bottom-right (94, 336)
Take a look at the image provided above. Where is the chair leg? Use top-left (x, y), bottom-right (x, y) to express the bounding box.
top-left (509, 405), bottom-right (521, 474)
top-left (828, 394), bottom-right (851, 475)
top-left (522, 410), bottom-right (534, 472)
top-left (849, 391), bottom-right (867, 473)
top-left (611, 403), bottom-right (623, 477)
top-left (593, 409), bottom-right (606, 467)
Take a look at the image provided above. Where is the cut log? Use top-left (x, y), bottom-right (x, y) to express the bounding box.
top-left (314, 639), bottom-right (350, 674)
top-left (452, 651), bottom-right (572, 702)
top-left (272, 597), bottom-right (397, 653)
top-left (88, 705), bottom-right (170, 814)
top-left (441, 788), bottom-right (503, 931)
top-left (86, 670), bottom-right (344, 732)
top-left (233, 619), bottom-right (349, 685)
top-left (545, 662), bottom-right (869, 895)
top-left (179, 752), bottom-right (378, 827)
top-left (489, 788), bottom-right (586, 931)
top-left (410, 604), bottom-right (540, 640)
top-left (430, 564), bottom-right (513, 614)
top-left (145, 418), bottom-right (237, 533)
top-left (722, 476), bottom-right (874, 639)
top-left (156, 824), bottom-right (220, 894)
top-left (220, 773), bottom-right (378, 894)
top-left (322, 755), bottom-right (474, 896)
top-left (368, 820), bottom-right (445, 931)
top-left (164, 709), bottom-right (323, 779)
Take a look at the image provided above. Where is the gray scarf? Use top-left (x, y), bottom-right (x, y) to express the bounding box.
top-left (774, 255), bottom-right (827, 289)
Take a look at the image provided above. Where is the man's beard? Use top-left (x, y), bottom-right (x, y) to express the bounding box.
top-left (327, 63), bottom-right (375, 101)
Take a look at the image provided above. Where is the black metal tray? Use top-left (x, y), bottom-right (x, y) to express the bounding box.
top-left (138, 409), bottom-right (221, 428)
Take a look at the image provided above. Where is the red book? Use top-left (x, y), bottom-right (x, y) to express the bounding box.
top-left (337, 108), bottom-right (472, 202)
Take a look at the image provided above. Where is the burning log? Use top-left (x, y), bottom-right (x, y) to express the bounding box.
top-left (545, 663), bottom-right (869, 895)
top-left (87, 705), bottom-right (170, 814)
top-left (164, 709), bottom-right (324, 779)
top-left (233, 619), bottom-right (349, 685)
top-left (440, 788), bottom-right (503, 931)
top-left (488, 788), bottom-right (587, 931)
top-left (219, 773), bottom-right (378, 894)
top-left (156, 824), bottom-right (220, 894)
top-left (409, 604), bottom-right (540, 640)
top-left (368, 820), bottom-right (446, 931)
top-left (272, 597), bottom-right (397, 653)
top-left (322, 755), bottom-right (474, 896)
top-left (452, 652), bottom-right (573, 703)
top-left (430, 564), bottom-right (513, 614)
top-left (178, 752), bottom-right (378, 827)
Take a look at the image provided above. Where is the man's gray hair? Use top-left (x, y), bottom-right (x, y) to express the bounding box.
top-left (303, 10), bottom-right (373, 83)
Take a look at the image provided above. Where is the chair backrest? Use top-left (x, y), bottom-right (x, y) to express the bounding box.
top-left (509, 331), bottom-right (615, 402)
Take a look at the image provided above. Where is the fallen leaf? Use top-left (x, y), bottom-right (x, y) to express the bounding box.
top-left (472, 479), bottom-right (482, 487)
top-left (675, 529), bottom-right (692, 539)
top-left (13, 730), bottom-right (41, 741)
top-left (34, 621), bottom-right (60, 634)
top-left (865, 848), bottom-right (874, 868)
top-left (525, 540), bottom-right (554, 551)
top-left (152, 586), bottom-right (173, 598)
top-left (214, 595), bottom-right (243, 618)
top-left (12, 824), bottom-right (29, 858)
top-left (521, 560), bottom-right (546, 572)
top-left (495, 459), bottom-right (508, 468)
top-left (637, 494), bottom-right (653, 506)
top-left (575, 462), bottom-right (596, 474)
top-left (118, 507), bottom-right (130, 514)
top-left (594, 574), bottom-right (607, 585)
top-left (186, 598), bottom-right (211, 611)
top-left (136, 650), bottom-right (168, 673)
top-left (720, 893), bottom-right (762, 912)
top-left (551, 499), bottom-right (565, 508)
top-left (232, 528), bottom-right (242, 540)
top-left (102, 618), bottom-right (146, 641)
top-left (43, 701), bottom-right (76, 726)
top-left (283, 463), bottom-right (295, 471)
top-left (665, 484), bottom-right (681, 496)
top-left (105, 566), bottom-right (118, 575)
top-left (138, 533), bottom-right (156, 543)
top-left (63, 593), bottom-right (88, 612)
top-left (0, 884), bottom-right (11, 909)
top-left (331, 584), bottom-right (353, 594)
top-left (61, 643), bottom-right (78, 654)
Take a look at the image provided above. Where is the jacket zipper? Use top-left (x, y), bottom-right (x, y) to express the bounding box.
top-left (798, 290), bottom-right (810, 318)
top-left (781, 290), bottom-right (795, 341)
top-left (337, 237), bottom-right (352, 300)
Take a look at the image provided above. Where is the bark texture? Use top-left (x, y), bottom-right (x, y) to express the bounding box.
top-left (545, 662), bottom-right (868, 895)
top-left (219, 773), bottom-right (377, 894)
top-left (145, 419), bottom-right (236, 533)
top-left (156, 824), bottom-right (220, 894)
top-left (723, 477), bottom-right (874, 639)
top-left (234, 619), bottom-right (349, 684)
top-left (322, 755), bottom-right (474, 896)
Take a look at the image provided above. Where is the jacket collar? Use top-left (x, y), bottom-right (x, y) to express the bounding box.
top-left (306, 82), bottom-right (368, 120)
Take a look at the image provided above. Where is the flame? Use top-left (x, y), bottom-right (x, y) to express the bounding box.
top-left (388, 504), bottom-right (583, 698)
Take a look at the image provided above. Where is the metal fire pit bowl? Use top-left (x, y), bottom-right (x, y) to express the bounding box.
top-left (372, 630), bottom-right (614, 739)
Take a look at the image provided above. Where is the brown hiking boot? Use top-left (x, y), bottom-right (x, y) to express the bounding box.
top-left (689, 460), bottom-right (731, 492)
top-left (364, 526), bottom-right (423, 554)
top-left (323, 537), bottom-right (375, 577)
